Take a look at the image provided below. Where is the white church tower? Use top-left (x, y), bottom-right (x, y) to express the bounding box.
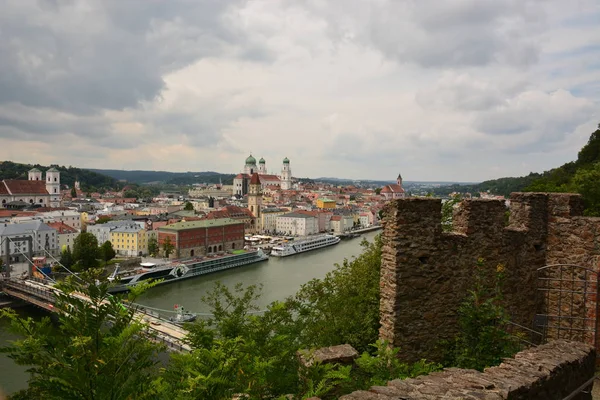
top-left (28, 168), bottom-right (42, 181)
top-left (258, 158), bottom-right (267, 175)
top-left (45, 167), bottom-right (61, 208)
top-left (281, 157), bottom-right (292, 190)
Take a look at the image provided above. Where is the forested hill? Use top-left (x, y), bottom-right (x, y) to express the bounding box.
top-left (0, 161), bottom-right (118, 191)
top-left (89, 169), bottom-right (236, 185)
top-left (434, 124), bottom-right (600, 215)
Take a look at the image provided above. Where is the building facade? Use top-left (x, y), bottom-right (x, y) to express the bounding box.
top-left (247, 173), bottom-right (262, 234)
top-left (233, 155), bottom-right (293, 196)
top-left (260, 208), bottom-right (288, 234)
top-left (110, 224), bottom-right (148, 257)
top-left (381, 174), bottom-right (406, 200)
top-left (47, 221), bottom-right (78, 251)
top-left (275, 212), bottom-right (319, 236)
top-left (157, 218), bottom-right (245, 259)
top-left (0, 221), bottom-right (59, 262)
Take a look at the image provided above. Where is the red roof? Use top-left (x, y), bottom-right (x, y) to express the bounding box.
top-left (2, 180), bottom-right (49, 195)
top-left (381, 184), bottom-right (404, 193)
top-left (259, 174), bottom-right (280, 181)
top-left (235, 173), bottom-right (248, 179)
top-left (250, 173), bottom-right (261, 185)
top-left (47, 221), bottom-right (78, 234)
top-left (331, 215), bottom-right (342, 221)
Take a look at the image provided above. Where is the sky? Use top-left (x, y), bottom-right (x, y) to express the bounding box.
top-left (0, 0), bottom-right (599, 182)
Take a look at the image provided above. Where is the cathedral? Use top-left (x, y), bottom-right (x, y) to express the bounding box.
top-left (0, 167), bottom-right (62, 208)
top-left (233, 155), bottom-right (293, 196)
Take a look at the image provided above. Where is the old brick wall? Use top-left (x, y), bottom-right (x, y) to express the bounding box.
top-left (340, 340), bottom-right (595, 400)
top-left (380, 193), bottom-right (600, 362)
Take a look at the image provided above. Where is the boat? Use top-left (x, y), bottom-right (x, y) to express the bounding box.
top-left (270, 234), bottom-right (341, 257)
top-left (108, 249), bottom-right (269, 293)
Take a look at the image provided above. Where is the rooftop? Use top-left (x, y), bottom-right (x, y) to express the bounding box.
top-left (159, 218), bottom-right (242, 231)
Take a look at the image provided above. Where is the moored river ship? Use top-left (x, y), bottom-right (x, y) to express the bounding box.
top-left (108, 249), bottom-right (268, 293)
top-left (270, 234), bottom-right (341, 257)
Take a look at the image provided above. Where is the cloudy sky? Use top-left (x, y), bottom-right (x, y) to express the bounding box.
top-left (0, 0), bottom-right (599, 182)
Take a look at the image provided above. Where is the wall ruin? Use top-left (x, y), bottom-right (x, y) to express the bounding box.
top-left (380, 192), bottom-right (600, 362)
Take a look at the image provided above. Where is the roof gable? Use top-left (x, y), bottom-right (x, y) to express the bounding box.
top-left (3, 180), bottom-right (49, 195)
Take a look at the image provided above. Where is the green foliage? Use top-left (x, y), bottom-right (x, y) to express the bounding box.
top-left (95, 216), bottom-right (112, 224)
top-left (443, 259), bottom-right (520, 371)
top-left (72, 232), bottom-right (100, 271)
top-left (59, 247), bottom-right (74, 270)
top-left (0, 270), bottom-right (163, 399)
top-left (184, 202), bottom-right (194, 211)
top-left (70, 186), bottom-right (77, 198)
top-left (147, 236), bottom-right (159, 257)
top-left (571, 162), bottom-right (600, 216)
top-left (100, 241), bottom-right (117, 264)
top-left (287, 235), bottom-right (382, 353)
top-left (353, 340), bottom-right (442, 387)
top-left (162, 236), bottom-right (175, 258)
top-left (441, 195), bottom-right (462, 232)
top-left (88, 169), bottom-right (236, 185)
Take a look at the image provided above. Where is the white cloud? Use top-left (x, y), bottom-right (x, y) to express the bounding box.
top-left (0, 0), bottom-right (599, 182)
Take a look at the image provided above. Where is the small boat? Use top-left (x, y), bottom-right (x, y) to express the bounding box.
top-left (169, 305), bottom-right (197, 324)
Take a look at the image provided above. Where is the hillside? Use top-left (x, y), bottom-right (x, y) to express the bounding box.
top-left (0, 161), bottom-right (118, 191)
top-left (89, 169), bottom-right (236, 185)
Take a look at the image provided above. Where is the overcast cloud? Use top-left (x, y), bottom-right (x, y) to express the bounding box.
top-left (0, 0), bottom-right (599, 182)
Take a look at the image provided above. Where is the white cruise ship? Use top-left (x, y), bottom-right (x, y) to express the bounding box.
top-left (270, 234), bottom-right (341, 257)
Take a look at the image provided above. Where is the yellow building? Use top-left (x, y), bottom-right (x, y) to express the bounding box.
top-left (316, 198), bottom-right (336, 209)
top-left (110, 225), bottom-right (148, 257)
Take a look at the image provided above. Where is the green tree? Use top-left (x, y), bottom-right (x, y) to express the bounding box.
top-left (147, 236), bottom-right (159, 257)
top-left (375, 188), bottom-right (382, 195)
top-left (184, 202), bottom-right (194, 211)
top-left (72, 232), bottom-right (100, 270)
top-left (96, 216), bottom-right (112, 224)
top-left (441, 195), bottom-right (462, 232)
top-left (59, 247), bottom-right (74, 269)
top-left (163, 236), bottom-right (175, 258)
top-left (571, 162), bottom-right (600, 216)
top-left (286, 235), bottom-right (382, 353)
top-left (70, 186), bottom-right (77, 198)
top-left (444, 258), bottom-right (519, 371)
top-left (0, 270), bottom-right (163, 399)
top-left (100, 241), bottom-right (117, 265)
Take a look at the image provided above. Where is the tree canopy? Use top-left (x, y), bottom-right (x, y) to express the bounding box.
top-left (72, 232), bottom-right (100, 270)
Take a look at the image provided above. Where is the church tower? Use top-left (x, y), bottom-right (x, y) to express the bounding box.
top-left (258, 157), bottom-right (266, 175)
top-left (45, 167), bottom-right (61, 208)
top-left (28, 168), bottom-right (42, 181)
top-left (244, 154), bottom-right (257, 175)
top-left (397, 173), bottom-right (403, 187)
top-left (248, 173), bottom-right (262, 233)
top-left (281, 157), bottom-right (292, 190)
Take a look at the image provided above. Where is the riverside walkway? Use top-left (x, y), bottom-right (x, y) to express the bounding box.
top-left (0, 277), bottom-right (191, 352)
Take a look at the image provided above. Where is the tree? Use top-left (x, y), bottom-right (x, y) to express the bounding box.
top-left (96, 216), bottom-right (111, 224)
top-left (163, 236), bottom-right (175, 258)
top-left (70, 186), bottom-right (77, 198)
top-left (571, 162), bottom-right (600, 216)
top-left (59, 247), bottom-right (74, 270)
top-left (375, 188), bottom-right (382, 195)
top-left (147, 236), bottom-right (159, 257)
top-left (441, 195), bottom-right (462, 232)
top-left (184, 202), bottom-right (194, 211)
top-left (72, 232), bottom-right (100, 270)
top-left (0, 270), bottom-right (163, 399)
top-left (100, 241), bottom-right (116, 265)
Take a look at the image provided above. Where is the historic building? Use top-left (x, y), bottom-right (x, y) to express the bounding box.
top-left (233, 155), bottom-right (293, 196)
top-left (0, 167), bottom-right (61, 209)
top-left (380, 173), bottom-right (406, 201)
top-left (247, 173), bottom-right (262, 233)
top-left (157, 218), bottom-right (245, 259)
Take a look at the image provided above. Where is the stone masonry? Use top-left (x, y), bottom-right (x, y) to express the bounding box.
top-left (380, 193), bottom-right (600, 362)
top-left (339, 340), bottom-right (595, 400)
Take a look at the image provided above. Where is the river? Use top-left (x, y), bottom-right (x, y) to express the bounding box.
top-left (0, 231), bottom-right (379, 395)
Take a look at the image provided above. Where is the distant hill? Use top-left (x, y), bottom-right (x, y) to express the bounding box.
top-left (0, 161), bottom-right (118, 190)
top-left (89, 169), bottom-right (236, 185)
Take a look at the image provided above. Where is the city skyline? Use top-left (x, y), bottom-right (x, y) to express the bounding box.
top-left (0, 1), bottom-right (599, 182)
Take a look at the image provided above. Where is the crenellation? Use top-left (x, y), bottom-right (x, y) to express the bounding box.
top-left (380, 192), bottom-right (600, 362)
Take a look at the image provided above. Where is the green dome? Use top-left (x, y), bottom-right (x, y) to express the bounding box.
top-left (283, 157), bottom-right (290, 164)
top-left (245, 155), bottom-right (256, 165)
top-left (259, 157), bottom-right (265, 164)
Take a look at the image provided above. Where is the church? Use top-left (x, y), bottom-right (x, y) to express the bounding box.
top-left (233, 155), bottom-right (293, 196)
top-left (0, 167), bottom-right (62, 209)
top-left (380, 174), bottom-right (406, 200)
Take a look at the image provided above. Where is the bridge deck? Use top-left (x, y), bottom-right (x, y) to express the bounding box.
top-left (1, 278), bottom-right (191, 352)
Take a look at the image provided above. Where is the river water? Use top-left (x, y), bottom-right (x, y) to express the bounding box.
top-left (0, 231), bottom-right (379, 395)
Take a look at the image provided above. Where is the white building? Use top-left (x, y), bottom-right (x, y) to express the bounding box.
top-left (275, 212), bottom-right (318, 237)
top-left (87, 220), bottom-right (145, 246)
top-left (233, 155), bottom-right (293, 196)
top-left (0, 221), bottom-right (59, 262)
top-left (46, 221), bottom-right (78, 251)
top-left (261, 208), bottom-right (288, 234)
top-left (0, 167), bottom-right (62, 208)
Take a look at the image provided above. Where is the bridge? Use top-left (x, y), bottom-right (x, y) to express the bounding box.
top-left (1, 277), bottom-right (192, 352)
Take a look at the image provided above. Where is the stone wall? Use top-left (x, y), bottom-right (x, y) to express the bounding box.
top-left (340, 340), bottom-right (595, 400)
top-left (380, 193), bottom-right (600, 362)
